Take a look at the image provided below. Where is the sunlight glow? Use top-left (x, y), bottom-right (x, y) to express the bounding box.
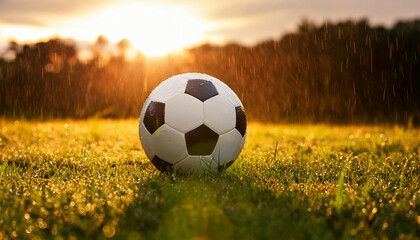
top-left (66, 4), bottom-right (214, 56)
top-left (0, 3), bottom-right (214, 57)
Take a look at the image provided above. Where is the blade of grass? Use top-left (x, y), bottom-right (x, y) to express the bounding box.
top-left (335, 169), bottom-right (345, 212)
top-left (0, 161), bottom-right (7, 184)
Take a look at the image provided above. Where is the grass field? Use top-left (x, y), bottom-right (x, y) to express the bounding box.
top-left (0, 119), bottom-right (419, 239)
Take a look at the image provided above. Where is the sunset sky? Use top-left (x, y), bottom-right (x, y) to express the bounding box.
top-left (0, 0), bottom-right (419, 56)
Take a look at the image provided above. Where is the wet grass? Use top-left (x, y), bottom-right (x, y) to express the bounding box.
top-left (0, 119), bottom-right (419, 239)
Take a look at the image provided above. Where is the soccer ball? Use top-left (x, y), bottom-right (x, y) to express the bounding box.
top-left (139, 73), bottom-right (247, 173)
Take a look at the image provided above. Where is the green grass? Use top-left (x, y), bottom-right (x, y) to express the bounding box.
top-left (0, 119), bottom-right (419, 239)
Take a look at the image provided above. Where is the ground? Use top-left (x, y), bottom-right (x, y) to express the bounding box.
top-left (0, 119), bottom-right (419, 239)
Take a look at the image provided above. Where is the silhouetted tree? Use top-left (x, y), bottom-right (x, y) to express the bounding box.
top-left (0, 19), bottom-right (419, 124)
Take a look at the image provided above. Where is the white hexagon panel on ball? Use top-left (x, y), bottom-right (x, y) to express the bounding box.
top-left (207, 74), bottom-right (243, 107)
top-left (174, 156), bottom-right (218, 174)
top-left (204, 95), bottom-right (236, 135)
top-left (165, 94), bottom-right (204, 133)
top-left (148, 75), bottom-right (189, 103)
top-left (138, 121), bottom-right (155, 160)
top-left (151, 124), bottom-right (188, 165)
top-left (211, 129), bottom-right (244, 167)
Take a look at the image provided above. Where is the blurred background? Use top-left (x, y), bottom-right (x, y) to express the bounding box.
top-left (0, 0), bottom-right (419, 124)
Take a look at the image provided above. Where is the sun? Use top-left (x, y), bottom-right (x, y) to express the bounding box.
top-left (0, 3), bottom-right (215, 57)
top-left (59, 4), bottom-right (212, 57)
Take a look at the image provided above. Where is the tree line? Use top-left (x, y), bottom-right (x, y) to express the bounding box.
top-left (1, 19), bottom-right (419, 124)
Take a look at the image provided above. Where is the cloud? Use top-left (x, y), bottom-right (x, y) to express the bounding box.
top-left (201, 0), bottom-right (420, 21)
top-left (200, 0), bottom-right (420, 44)
top-left (0, 0), bottom-right (114, 13)
top-left (0, 0), bottom-right (419, 46)
top-left (1, 0), bottom-right (419, 27)
top-left (0, 0), bottom-right (116, 26)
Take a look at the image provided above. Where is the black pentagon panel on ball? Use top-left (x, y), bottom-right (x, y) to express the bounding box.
top-left (151, 155), bottom-right (173, 172)
top-left (185, 79), bottom-right (218, 102)
top-left (143, 101), bottom-right (165, 134)
top-left (235, 106), bottom-right (247, 137)
top-left (185, 124), bottom-right (219, 155)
